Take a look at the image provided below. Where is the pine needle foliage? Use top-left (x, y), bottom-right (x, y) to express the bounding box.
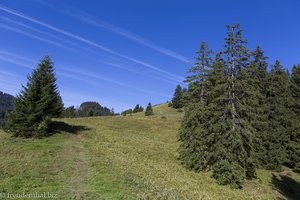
top-left (4, 56), bottom-right (63, 137)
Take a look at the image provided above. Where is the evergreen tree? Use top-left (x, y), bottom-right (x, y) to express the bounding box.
top-left (133, 104), bottom-right (141, 113)
top-left (180, 24), bottom-right (256, 188)
top-left (4, 56), bottom-right (63, 137)
top-left (78, 101), bottom-right (113, 117)
top-left (0, 91), bottom-right (14, 127)
top-left (138, 106), bottom-right (144, 112)
top-left (62, 106), bottom-right (77, 118)
top-left (265, 60), bottom-right (291, 171)
top-left (185, 41), bottom-right (213, 103)
top-left (179, 42), bottom-right (214, 172)
top-left (145, 103), bottom-right (154, 116)
top-left (171, 85), bottom-right (184, 108)
top-left (287, 64), bottom-right (300, 171)
top-left (121, 109), bottom-right (133, 116)
top-left (240, 46), bottom-right (269, 168)
top-left (208, 24), bottom-right (255, 187)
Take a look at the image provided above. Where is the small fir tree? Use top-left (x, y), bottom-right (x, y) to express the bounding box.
top-left (171, 85), bottom-right (184, 108)
top-left (133, 104), bottom-right (140, 113)
top-left (4, 56), bottom-right (63, 137)
top-left (145, 103), bottom-right (154, 116)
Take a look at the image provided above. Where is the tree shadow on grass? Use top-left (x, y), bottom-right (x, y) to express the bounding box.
top-left (271, 173), bottom-right (300, 200)
top-left (50, 121), bottom-right (91, 135)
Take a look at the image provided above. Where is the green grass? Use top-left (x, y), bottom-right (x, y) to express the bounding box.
top-left (0, 103), bottom-right (299, 199)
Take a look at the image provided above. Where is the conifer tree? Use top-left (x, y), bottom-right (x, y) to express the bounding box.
top-left (287, 64), bottom-right (300, 171)
top-left (265, 60), bottom-right (291, 171)
top-left (180, 24), bottom-right (257, 188)
top-left (179, 42), bottom-right (213, 171)
top-left (4, 56), bottom-right (63, 137)
top-left (240, 46), bottom-right (269, 167)
top-left (179, 53), bottom-right (223, 173)
top-left (208, 24), bottom-right (256, 187)
top-left (145, 103), bottom-right (154, 116)
top-left (185, 41), bottom-right (213, 103)
top-left (138, 106), bottom-right (144, 112)
top-left (171, 85), bottom-right (184, 108)
top-left (133, 104), bottom-right (140, 113)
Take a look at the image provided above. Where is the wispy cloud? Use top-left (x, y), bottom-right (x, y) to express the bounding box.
top-left (61, 67), bottom-right (171, 98)
top-left (0, 4), bottom-right (184, 83)
top-left (0, 16), bottom-right (179, 85)
top-left (0, 23), bottom-right (68, 49)
top-left (66, 11), bottom-right (193, 63)
top-left (0, 74), bottom-right (22, 95)
top-left (0, 48), bottom-right (170, 98)
top-left (0, 69), bottom-right (19, 77)
top-left (0, 53), bottom-right (33, 69)
top-left (57, 71), bottom-right (100, 86)
top-left (102, 61), bottom-right (179, 85)
top-left (0, 49), bottom-right (36, 64)
top-left (0, 16), bottom-right (96, 55)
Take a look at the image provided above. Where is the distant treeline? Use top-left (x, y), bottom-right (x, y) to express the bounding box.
top-left (121, 104), bottom-right (144, 116)
top-left (0, 91), bottom-right (14, 126)
top-left (62, 101), bottom-right (115, 118)
top-left (121, 103), bottom-right (154, 116)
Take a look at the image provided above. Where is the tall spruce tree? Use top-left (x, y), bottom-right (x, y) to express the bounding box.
top-left (179, 42), bottom-right (213, 171)
top-left (172, 85), bottom-right (184, 108)
top-left (265, 60), bottom-right (291, 171)
top-left (240, 46), bottom-right (269, 168)
top-left (180, 24), bottom-right (257, 188)
top-left (4, 56), bottom-right (63, 137)
top-left (288, 64), bottom-right (300, 171)
top-left (208, 24), bottom-right (256, 187)
top-left (185, 42), bottom-right (213, 103)
top-left (145, 103), bottom-right (154, 116)
top-left (179, 53), bottom-right (223, 173)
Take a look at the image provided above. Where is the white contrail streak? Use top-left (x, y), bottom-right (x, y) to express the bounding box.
top-left (0, 4), bottom-right (184, 82)
top-left (67, 11), bottom-right (193, 63)
top-left (0, 49), bottom-right (36, 64)
top-left (0, 54), bottom-right (33, 69)
top-left (62, 67), bottom-right (172, 98)
top-left (0, 23), bottom-right (68, 49)
top-left (0, 16), bottom-right (96, 54)
top-left (0, 16), bottom-right (181, 85)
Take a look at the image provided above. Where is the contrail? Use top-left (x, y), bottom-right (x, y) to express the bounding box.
top-left (0, 53), bottom-right (33, 69)
top-left (0, 16), bottom-right (178, 84)
top-left (0, 49), bottom-right (36, 64)
top-left (0, 16), bottom-right (97, 55)
top-left (102, 61), bottom-right (179, 85)
top-left (0, 48), bottom-right (171, 98)
top-left (62, 67), bottom-right (172, 98)
top-left (34, 0), bottom-right (192, 63)
top-left (0, 23), bottom-right (69, 50)
top-left (67, 11), bottom-right (193, 63)
top-left (0, 4), bottom-right (184, 82)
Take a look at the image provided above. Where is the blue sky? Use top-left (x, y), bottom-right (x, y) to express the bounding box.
top-left (0, 0), bottom-right (299, 112)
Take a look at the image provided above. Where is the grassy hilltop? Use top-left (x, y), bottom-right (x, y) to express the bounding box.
top-left (0, 103), bottom-right (299, 199)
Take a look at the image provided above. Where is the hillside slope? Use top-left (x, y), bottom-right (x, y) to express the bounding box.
top-left (0, 104), bottom-right (299, 199)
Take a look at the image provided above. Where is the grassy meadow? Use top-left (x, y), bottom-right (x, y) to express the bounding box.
top-left (0, 104), bottom-right (299, 199)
